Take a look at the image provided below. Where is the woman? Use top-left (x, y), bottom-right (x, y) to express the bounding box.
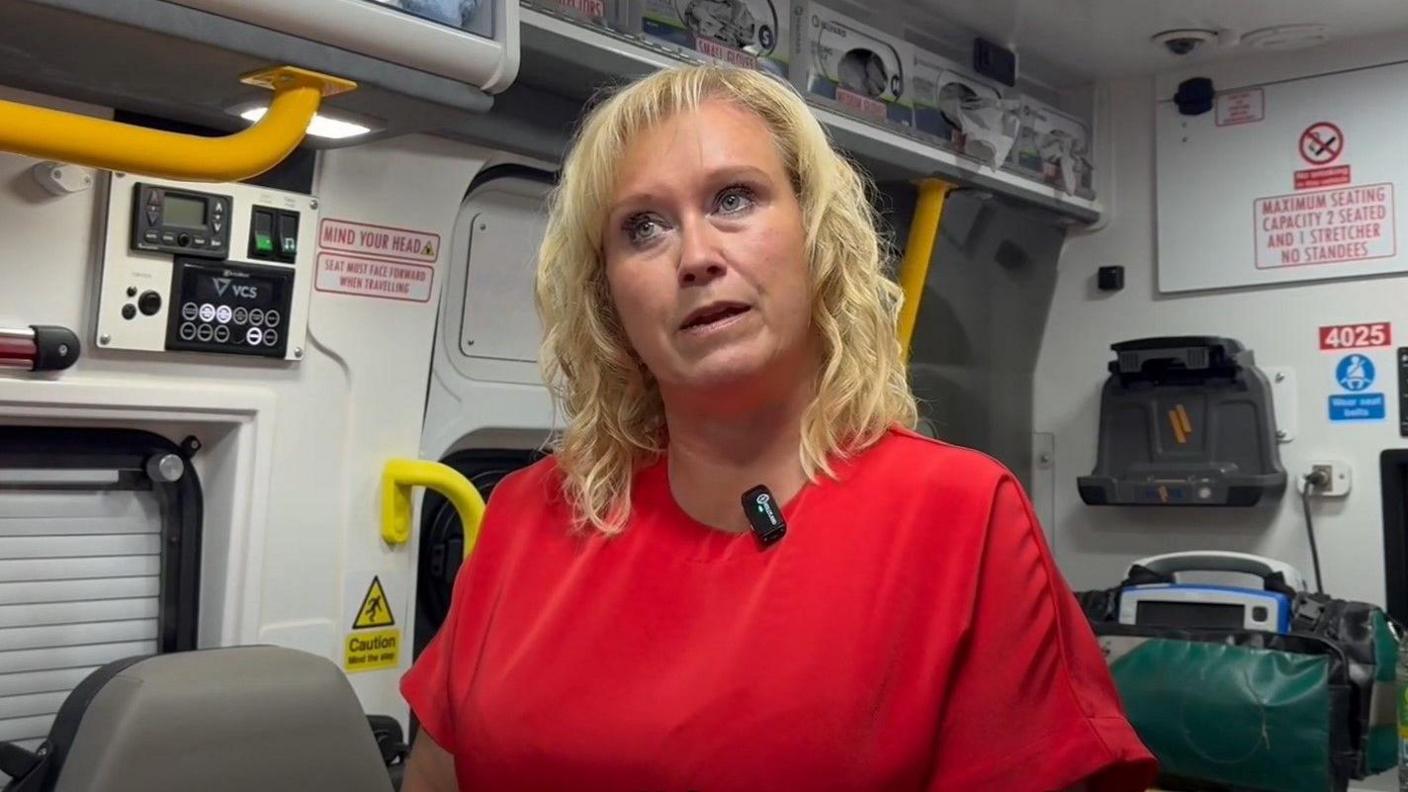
top-left (402, 65), bottom-right (1156, 791)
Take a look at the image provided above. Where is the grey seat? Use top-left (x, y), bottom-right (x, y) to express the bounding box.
top-left (1, 646), bottom-right (395, 792)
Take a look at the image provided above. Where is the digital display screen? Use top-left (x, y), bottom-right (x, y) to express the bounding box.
top-left (1136, 600), bottom-right (1245, 629)
top-left (370, 0), bottom-right (493, 37)
top-left (164, 195), bottom-right (207, 228)
top-left (190, 271), bottom-right (277, 307)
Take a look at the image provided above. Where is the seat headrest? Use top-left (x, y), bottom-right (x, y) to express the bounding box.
top-left (48, 646), bottom-right (394, 792)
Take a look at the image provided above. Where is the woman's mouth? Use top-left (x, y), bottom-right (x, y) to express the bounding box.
top-left (680, 303), bottom-right (751, 333)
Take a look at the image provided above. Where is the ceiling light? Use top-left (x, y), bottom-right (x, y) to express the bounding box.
top-left (1242, 24), bottom-right (1330, 51)
top-left (238, 106), bottom-right (374, 139)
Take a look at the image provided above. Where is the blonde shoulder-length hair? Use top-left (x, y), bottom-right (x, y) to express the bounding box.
top-left (536, 65), bottom-right (917, 534)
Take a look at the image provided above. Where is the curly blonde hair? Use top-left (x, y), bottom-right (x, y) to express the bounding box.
top-left (536, 65), bottom-right (917, 534)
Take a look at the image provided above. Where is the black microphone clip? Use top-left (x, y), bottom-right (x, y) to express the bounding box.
top-left (742, 485), bottom-right (786, 547)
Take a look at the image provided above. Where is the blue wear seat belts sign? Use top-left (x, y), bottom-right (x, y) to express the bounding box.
top-left (1330, 353), bottom-right (1385, 421)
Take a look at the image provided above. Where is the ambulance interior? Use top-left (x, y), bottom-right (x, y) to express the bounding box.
top-left (2, 0), bottom-right (1407, 790)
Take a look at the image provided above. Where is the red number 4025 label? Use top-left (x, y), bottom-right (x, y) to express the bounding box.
top-left (1320, 322), bottom-right (1392, 350)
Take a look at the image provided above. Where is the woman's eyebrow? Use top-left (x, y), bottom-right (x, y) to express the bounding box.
top-left (607, 189), bottom-right (661, 218)
top-left (705, 164), bottom-right (771, 184)
top-left (608, 164), bottom-right (774, 217)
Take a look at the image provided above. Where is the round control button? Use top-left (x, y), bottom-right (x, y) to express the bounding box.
top-left (199, 303), bottom-right (216, 322)
top-left (197, 324), bottom-right (213, 342)
top-left (179, 322), bottom-right (197, 341)
top-left (182, 302), bottom-right (199, 321)
top-left (214, 325), bottom-right (230, 343)
top-left (126, 286), bottom-right (138, 298)
top-left (233, 307), bottom-right (249, 325)
top-left (263, 329), bottom-right (279, 347)
top-left (216, 305), bottom-right (233, 324)
top-left (121, 304), bottom-right (136, 320)
top-left (248, 308), bottom-right (265, 326)
top-left (264, 309), bottom-right (281, 328)
top-left (246, 327), bottom-right (264, 346)
top-left (138, 291), bottom-right (162, 317)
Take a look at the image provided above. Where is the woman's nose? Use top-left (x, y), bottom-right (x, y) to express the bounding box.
top-left (677, 218), bottom-right (726, 286)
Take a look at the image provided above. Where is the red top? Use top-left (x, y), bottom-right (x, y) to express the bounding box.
top-left (402, 429), bottom-right (1156, 791)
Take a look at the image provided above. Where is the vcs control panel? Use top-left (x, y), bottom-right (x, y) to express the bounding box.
top-left (167, 260), bottom-right (294, 358)
top-left (96, 173), bottom-right (316, 361)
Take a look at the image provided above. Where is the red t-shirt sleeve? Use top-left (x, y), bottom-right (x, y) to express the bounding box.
top-left (399, 464), bottom-right (544, 758)
top-left (401, 561), bottom-right (468, 752)
top-left (928, 478), bottom-right (1157, 792)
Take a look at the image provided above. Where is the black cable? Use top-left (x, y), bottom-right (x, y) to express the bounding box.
top-left (1301, 474), bottom-right (1326, 595)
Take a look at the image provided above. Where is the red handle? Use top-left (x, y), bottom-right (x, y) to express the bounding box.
top-left (0, 334), bottom-right (37, 368)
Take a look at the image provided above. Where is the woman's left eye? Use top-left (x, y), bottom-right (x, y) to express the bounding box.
top-left (715, 186), bottom-right (756, 215)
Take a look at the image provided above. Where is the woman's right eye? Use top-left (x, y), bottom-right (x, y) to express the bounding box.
top-left (625, 215), bottom-right (665, 246)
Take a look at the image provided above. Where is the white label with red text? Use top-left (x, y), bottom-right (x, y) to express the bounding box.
top-left (319, 218), bottom-right (440, 263)
top-left (835, 88), bottom-right (886, 120)
top-left (696, 37), bottom-right (758, 68)
top-left (1215, 89), bottom-right (1264, 127)
top-left (315, 253), bottom-right (433, 303)
top-left (1253, 183), bottom-right (1395, 269)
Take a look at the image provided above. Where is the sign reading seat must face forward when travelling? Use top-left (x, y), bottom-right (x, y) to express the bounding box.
top-left (1157, 62), bottom-right (1408, 293)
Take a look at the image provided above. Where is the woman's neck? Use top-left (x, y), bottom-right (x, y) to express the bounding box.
top-left (662, 386), bottom-right (813, 534)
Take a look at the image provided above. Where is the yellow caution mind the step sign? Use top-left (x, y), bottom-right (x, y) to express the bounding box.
top-left (353, 576), bottom-right (396, 629)
top-left (345, 574), bottom-right (401, 673)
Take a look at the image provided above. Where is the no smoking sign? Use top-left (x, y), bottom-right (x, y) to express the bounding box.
top-left (1299, 121), bottom-right (1344, 165)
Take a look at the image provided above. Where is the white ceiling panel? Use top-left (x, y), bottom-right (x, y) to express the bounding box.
top-left (851, 0), bottom-right (1408, 88)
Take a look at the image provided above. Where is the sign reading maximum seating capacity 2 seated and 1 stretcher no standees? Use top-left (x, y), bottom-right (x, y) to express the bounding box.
top-left (315, 218), bottom-right (440, 303)
top-left (1254, 183), bottom-right (1396, 270)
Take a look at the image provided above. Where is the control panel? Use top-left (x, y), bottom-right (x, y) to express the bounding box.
top-left (167, 259), bottom-right (294, 358)
top-left (131, 182), bottom-right (231, 258)
top-left (96, 173), bottom-right (317, 361)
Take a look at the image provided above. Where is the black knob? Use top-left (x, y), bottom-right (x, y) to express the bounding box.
top-left (121, 304), bottom-right (136, 320)
top-left (138, 291), bottom-right (163, 316)
top-left (178, 233), bottom-right (191, 247)
top-left (126, 286), bottom-right (137, 298)
top-left (30, 325), bottom-right (81, 372)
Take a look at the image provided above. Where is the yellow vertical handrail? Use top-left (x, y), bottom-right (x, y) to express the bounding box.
top-left (381, 459), bottom-right (487, 560)
top-left (0, 66), bottom-right (356, 183)
top-left (895, 179), bottom-right (955, 360)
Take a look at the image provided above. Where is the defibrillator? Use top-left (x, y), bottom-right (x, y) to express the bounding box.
top-left (1116, 551), bottom-right (1303, 633)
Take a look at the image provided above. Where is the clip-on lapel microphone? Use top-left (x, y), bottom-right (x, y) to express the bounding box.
top-left (741, 485), bottom-right (787, 547)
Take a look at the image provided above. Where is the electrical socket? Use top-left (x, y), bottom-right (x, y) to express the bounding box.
top-left (1307, 460), bottom-right (1351, 497)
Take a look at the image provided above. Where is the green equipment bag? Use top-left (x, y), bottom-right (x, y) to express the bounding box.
top-left (1078, 583), bottom-right (1399, 792)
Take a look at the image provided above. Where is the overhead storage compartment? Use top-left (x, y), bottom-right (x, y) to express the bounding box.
top-left (516, 6), bottom-right (1102, 224)
top-left (164, 0), bottom-right (518, 93)
top-left (0, 0), bottom-right (1099, 222)
top-left (0, 0), bottom-right (514, 149)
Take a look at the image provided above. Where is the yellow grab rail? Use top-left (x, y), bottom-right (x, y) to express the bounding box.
top-left (381, 459), bottom-right (487, 560)
top-left (0, 66), bottom-right (356, 183)
top-left (895, 178), bottom-right (956, 361)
